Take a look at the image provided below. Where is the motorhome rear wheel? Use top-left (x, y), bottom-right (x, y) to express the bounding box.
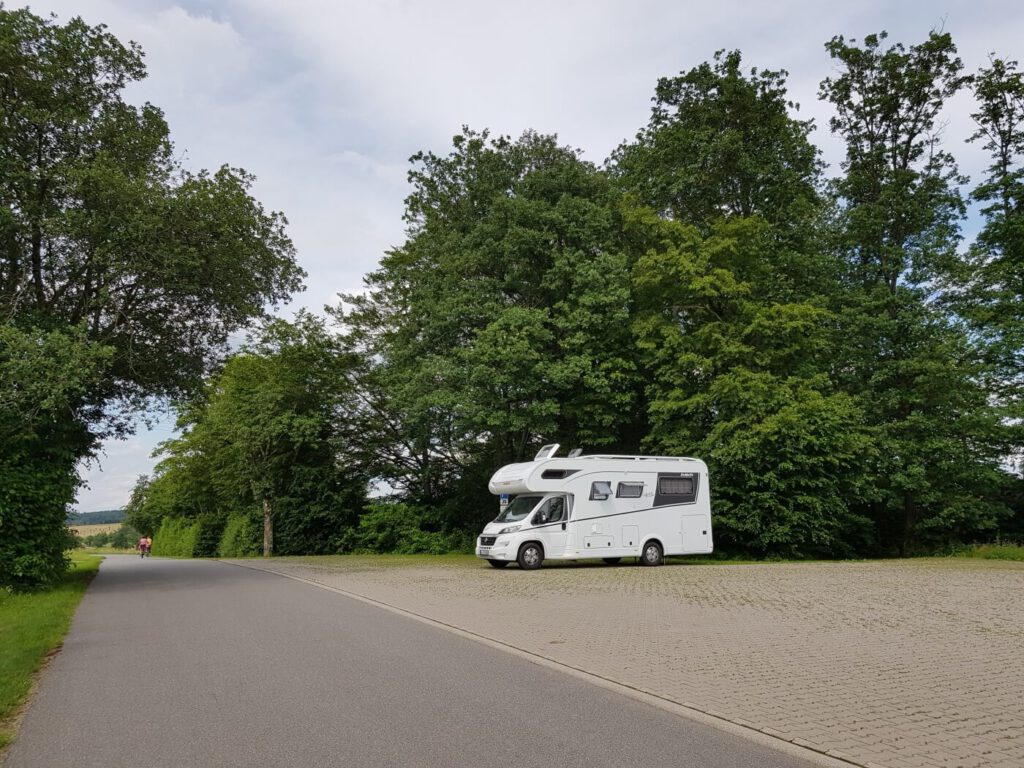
top-left (640, 541), bottom-right (664, 566)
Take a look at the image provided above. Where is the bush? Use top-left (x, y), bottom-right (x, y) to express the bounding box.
top-left (151, 516), bottom-right (226, 557)
top-left (193, 514), bottom-right (226, 557)
top-left (346, 503), bottom-right (472, 555)
top-left (151, 517), bottom-right (200, 557)
top-left (83, 532), bottom-right (107, 547)
top-left (218, 513), bottom-right (260, 557)
top-left (109, 525), bottom-right (140, 549)
top-left (0, 452), bottom-right (80, 590)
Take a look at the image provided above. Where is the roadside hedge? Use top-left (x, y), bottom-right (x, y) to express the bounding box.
top-left (217, 513), bottom-right (260, 557)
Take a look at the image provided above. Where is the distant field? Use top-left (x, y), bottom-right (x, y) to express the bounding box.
top-left (70, 523), bottom-right (122, 537)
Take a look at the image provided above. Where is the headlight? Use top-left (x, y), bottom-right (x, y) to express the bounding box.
top-left (499, 525), bottom-right (522, 535)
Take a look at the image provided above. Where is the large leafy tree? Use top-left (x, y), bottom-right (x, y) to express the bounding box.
top-left (0, 9), bottom-right (303, 585)
top-left (129, 315), bottom-right (367, 556)
top-left (962, 58), bottom-right (1024, 412)
top-left (611, 54), bottom-right (868, 556)
top-left (609, 51), bottom-right (822, 248)
top-left (820, 31), bottom-right (1013, 553)
top-left (626, 210), bottom-right (874, 556)
top-left (340, 129), bottom-right (642, 529)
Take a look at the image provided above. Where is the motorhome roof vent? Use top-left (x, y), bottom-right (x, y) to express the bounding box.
top-left (533, 443), bottom-right (560, 461)
top-left (567, 448), bottom-right (582, 458)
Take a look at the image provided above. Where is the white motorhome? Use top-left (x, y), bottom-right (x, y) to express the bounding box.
top-left (476, 444), bottom-right (712, 569)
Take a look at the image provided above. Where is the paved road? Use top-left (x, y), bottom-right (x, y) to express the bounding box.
top-left (5, 556), bottom-right (817, 768)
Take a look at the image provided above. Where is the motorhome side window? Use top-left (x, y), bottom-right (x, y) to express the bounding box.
top-left (616, 482), bottom-right (644, 498)
top-left (534, 496), bottom-right (565, 524)
top-left (590, 481), bottom-right (612, 500)
top-left (654, 473), bottom-right (698, 505)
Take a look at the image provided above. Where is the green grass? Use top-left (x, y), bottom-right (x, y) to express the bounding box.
top-left (80, 545), bottom-right (135, 555)
top-left (0, 552), bottom-right (102, 749)
top-left (954, 543), bottom-right (1024, 561)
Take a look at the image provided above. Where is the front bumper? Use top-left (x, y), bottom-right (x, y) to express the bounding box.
top-left (476, 536), bottom-right (513, 560)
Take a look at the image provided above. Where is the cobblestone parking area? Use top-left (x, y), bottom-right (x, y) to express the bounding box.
top-left (232, 556), bottom-right (1024, 768)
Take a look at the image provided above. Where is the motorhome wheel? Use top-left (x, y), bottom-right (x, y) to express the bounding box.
top-left (640, 541), bottom-right (663, 566)
top-left (517, 542), bottom-right (544, 570)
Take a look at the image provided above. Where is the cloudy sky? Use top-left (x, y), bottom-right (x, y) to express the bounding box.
top-left (33, 0), bottom-right (1022, 511)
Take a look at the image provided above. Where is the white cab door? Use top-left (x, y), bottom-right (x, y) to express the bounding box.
top-left (532, 495), bottom-right (568, 558)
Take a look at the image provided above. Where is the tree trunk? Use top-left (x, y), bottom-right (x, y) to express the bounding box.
top-left (900, 491), bottom-right (916, 557)
top-left (262, 496), bottom-right (273, 557)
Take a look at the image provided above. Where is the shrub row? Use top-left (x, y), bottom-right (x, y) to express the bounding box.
top-left (147, 503), bottom-right (473, 559)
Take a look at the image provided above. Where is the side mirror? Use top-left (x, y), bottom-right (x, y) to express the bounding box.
top-left (537, 512), bottom-right (549, 524)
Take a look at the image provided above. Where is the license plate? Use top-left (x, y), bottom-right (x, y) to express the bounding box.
top-left (479, 547), bottom-right (491, 557)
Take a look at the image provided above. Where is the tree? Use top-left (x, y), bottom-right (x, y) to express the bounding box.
top-left (0, 324), bottom-right (110, 587)
top-left (961, 58), bottom-right (1024, 414)
top-left (610, 54), bottom-right (869, 556)
top-left (820, 31), bottom-right (1014, 553)
top-left (339, 129), bottom-right (643, 529)
top-left (131, 315), bottom-right (366, 556)
top-left (609, 50), bottom-right (822, 245)
top-left (0, 9), bottom-right (303, 584)
top-left (627, 209), bottom-right (874, 556)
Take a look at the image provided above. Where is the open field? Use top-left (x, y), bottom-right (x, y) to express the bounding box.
top-left (234, 554), bottom-right (1024, 768)
top-left (0, 553), bottom-right (101, 753)
top-left (68, 523), bottom-right (122, 538)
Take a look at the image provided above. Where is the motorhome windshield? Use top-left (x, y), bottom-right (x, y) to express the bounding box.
top-left (495, 495), bottom-right (542, 522)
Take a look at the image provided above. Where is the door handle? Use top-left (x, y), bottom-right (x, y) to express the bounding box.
top-left (561, 522), bottom-right (566, 531)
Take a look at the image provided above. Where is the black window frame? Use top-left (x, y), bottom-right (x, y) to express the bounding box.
top-left (590, 481), bottom-right (613, 500)
top-left (616, 481), bottom-right (644, 499)
top-left (653, 472), bottom-right (699, 506)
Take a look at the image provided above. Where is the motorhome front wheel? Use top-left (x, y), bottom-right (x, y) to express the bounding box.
top-left (518, 543), bottom-right (544, 570)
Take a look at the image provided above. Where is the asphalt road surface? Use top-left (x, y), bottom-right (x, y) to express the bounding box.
top-left (5, 556), bottom-right (819, 768)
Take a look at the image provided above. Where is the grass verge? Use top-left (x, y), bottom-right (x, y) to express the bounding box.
top-left (955, 543), bottom-right (1024, 561)
top-left (0, 552), bottom-right (102, 750)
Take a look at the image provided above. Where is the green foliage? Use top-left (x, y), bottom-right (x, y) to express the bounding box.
top-left (957, 58), bottom-right (1024, 424)
top-left (151, 517), bottom-right (200, 558)
top-left (0, 7), bottom-right (303, 583)
top-left (0, 325), bottom-right (111, 589)
top-left (628, 210), bottom-right (872, 556)
top-left (955, 543), bottom-right (1024, 561)
top-left (820, 31), bottom-right (1015, 553)
top-left (611, 50), bottom-right (821, 236)
top-left (340, 129), bottom-right (643, 528)
top-left (821, 31), bottom-right (968, 289)
top-left (345, 504), bottom-right (472, 555)
top-left (128, 315), bottom-right (367, 556)
top-left (218, 513), bottom-right (260, 557)
top-left (81, 524), bottom-right (138, 549)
